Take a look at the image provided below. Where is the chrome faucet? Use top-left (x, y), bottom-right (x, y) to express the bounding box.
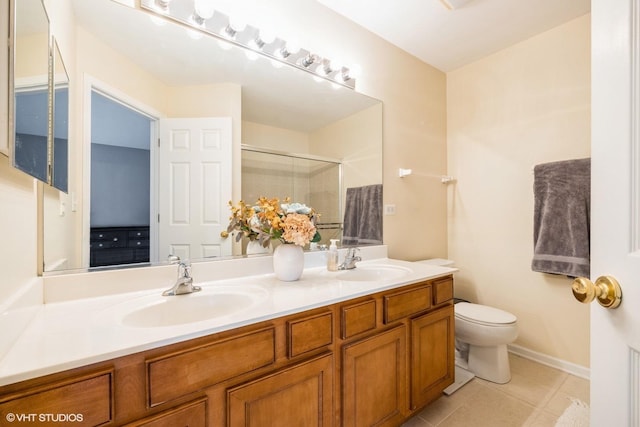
top-left (339, 247), bottom-right (361, 270)
top-left (162, 261), bottom-right (202, 296)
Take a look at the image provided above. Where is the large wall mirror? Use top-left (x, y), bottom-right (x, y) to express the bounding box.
top-left (42, 0), bottom-right (382, 274)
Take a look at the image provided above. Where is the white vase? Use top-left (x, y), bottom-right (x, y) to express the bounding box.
top-left (272, 244), bottom-right (304, 281)
top-left (246, 240), bottom-right (271, 256)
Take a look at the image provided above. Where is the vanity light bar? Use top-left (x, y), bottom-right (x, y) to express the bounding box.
top-left (140, 0), bottom-right (357, 89)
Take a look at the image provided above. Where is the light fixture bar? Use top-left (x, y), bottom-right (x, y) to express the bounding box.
top-left (139, 0), bottom-right (357, 89)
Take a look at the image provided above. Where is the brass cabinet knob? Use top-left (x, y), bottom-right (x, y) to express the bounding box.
top-left (572, 276), bottom-right (622, 309)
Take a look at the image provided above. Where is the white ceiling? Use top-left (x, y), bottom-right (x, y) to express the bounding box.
top-left (317, 0), bottom-right (591, 72)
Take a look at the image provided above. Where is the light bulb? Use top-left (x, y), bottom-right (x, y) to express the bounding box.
top-left (229, 16), bottom-right (247, 32)
top-left (153, 0), bottom-right (171, 13)
top-left (315, 60), bottom-right (331, 76)
top-left (334, 66), bottom-right (350, 83)
top-left (194, 0), bottom-right (215, 20)
top-left (251, 29), bottom-right (276, 50)
top-left (258, 29), bottom-right (276, 45)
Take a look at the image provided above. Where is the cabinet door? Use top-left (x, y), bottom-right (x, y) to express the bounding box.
top-left (342, 325), bottom-right (407, 427)
top-left (227, 354), bottom-right (333, 427)
top-left (124, 398), bottom-right (206, 427)
top-left (410, 305), bottom-right (454, 410)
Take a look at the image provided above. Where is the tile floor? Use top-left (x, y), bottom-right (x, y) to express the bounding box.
top-left (403, 354), bottom-right (590, 427)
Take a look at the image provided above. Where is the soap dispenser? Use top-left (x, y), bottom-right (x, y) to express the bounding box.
top-left (327, 239), bottom-right (339, 271)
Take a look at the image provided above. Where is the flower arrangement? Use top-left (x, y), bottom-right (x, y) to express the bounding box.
top-left (222, 197), bottom-right (321, 247)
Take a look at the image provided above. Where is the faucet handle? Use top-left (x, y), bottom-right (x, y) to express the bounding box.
top-left (347, 247), bottom-right (360, 258)
top-left (178, 260), bottom-right (192, 278)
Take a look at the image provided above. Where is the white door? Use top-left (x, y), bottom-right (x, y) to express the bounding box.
top-left (590, 0), bottom-right (640, 424)
top-left (158, 117), bottom-right (232, 261)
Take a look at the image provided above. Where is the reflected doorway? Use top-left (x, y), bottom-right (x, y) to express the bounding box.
top-left (89, 90), bottom-right (156, 267)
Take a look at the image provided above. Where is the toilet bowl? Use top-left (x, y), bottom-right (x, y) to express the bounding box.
top-left (455, 302), bottom-right (518, 384)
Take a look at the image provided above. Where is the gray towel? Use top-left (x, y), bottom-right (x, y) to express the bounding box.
top-left (343, 184), bottom-right (383, 245)
top-left (532, 158), bottom-right (590, 277)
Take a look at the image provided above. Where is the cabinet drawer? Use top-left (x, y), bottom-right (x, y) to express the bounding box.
top-left (128, 238), bottom-right (150, 249)
top-left (91, 239), bottom-right (127, 250)
top-left (0, 369), bottom-right (113, 426)
top-left (124, 398), bottom-right (206, 427)
top-left (341, 300), bottom-right (376, 339)
top-left (147, 327), bottom-right (275, 406)
top-left (129, 229), bottom-right (150, 239)
top-left (433, 277), bottom-right (453, 305)
top-left (288, 312), bottom-right (333, 358)
top-left (384, 284), bottom-right (432, 324)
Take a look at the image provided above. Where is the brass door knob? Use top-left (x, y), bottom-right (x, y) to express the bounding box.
top-left (572, 276), bottom-right (622, 309)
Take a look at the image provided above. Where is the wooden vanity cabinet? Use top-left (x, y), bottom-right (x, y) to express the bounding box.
top-left (338, 277), bottom-right (454, 426)
top-left (0, 275), bottom-right (454, 427)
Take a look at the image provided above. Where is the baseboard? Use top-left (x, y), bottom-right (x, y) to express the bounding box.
top-left (508, 343), bottom-right (590, 380)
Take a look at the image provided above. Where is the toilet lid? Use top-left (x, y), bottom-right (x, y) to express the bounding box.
top-left (455, 302), bottom-right (516, 325)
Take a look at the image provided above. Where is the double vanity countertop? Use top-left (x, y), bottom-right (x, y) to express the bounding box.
top-left (0, 249), bottom-right (456, 387)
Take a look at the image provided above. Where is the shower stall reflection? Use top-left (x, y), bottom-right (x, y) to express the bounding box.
top-left (241, 146), bottom-right (343, 246)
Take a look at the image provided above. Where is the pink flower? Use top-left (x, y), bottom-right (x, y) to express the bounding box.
top-left (281, 213), bottom-right (317, 246)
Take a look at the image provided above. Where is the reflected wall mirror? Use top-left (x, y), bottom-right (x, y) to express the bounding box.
top-left (41, 0), bottom-right (383, 274)
top-left (52, 39), bottom-right (69, 193)
top-left (11, 0), bottom-right (50, 184)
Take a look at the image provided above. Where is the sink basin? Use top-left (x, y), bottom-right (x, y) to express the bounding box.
top-left (336, 265), bottom-right (412, 282)
top-left (114, 285), bottom-right (268, 328)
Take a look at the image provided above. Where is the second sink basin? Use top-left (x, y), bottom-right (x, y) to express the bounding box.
top-left (336, 265), bottom-right (412, 282)
top-left (114, 285), bottom-right (269, 328)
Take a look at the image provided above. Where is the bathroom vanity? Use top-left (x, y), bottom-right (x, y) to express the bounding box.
top-left (0, 254), bottom-right (455, 426)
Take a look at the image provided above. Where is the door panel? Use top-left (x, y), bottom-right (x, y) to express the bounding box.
top-left (159, 117), bottom-right (232, 261)
top-left (591, 0), bottom-right (640, 424)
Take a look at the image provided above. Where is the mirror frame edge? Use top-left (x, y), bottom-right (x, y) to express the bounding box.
top-left (0, 0), bottom-right (9, 157)
top-left (5, 0), bottom-right (15, 159)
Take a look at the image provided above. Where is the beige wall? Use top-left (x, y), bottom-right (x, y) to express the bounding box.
top-left (0, 157), bottom-right (38, 303)
top-left (447, 15), bottom-right (591, 367)
top-left (243, 121), bottom-right (310, 153)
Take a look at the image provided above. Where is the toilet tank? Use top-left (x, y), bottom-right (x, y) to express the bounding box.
top-left (415, 258), bottom-right (455, 267)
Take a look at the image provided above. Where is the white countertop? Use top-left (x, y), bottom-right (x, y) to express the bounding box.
top-left (0, 255), bottom-right (456, 387)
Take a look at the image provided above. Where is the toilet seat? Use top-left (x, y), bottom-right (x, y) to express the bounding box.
top-left (455, 302), bottom-right (516, 327)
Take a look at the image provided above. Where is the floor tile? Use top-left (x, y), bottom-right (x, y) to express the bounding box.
top-left (401, 354), bottom-right (589, 427)
top-left (437, 386), bottom-right (536, 427)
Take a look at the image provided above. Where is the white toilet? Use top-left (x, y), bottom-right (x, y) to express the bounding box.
top-left (415, 259), bottom-right (519, 385)
top-left (455, 302), bottom-right (518, 384)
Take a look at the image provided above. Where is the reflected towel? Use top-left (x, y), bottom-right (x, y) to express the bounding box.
top-left (532, 158), bottom-right (590, 278)
top-left (343, 184), bottom-right (383, 245)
